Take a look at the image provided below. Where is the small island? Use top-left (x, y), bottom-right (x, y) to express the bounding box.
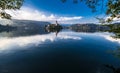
top-left (45, 21), bottom-right (63, 32)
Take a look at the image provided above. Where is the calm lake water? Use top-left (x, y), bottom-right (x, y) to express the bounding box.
top-left (0, 28), bottom-right (120, 73)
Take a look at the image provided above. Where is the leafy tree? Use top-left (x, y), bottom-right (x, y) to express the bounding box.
top-left (106, 0), bottom-right (120, 22)
top-left (61, 0), bottom-right (120, 22)
top-left (0, 0), bottom-right (24, 19)
top-left (95, 17), bottom-right (106, 24)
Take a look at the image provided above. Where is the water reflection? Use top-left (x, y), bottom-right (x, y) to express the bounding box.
top-left (0, 20), bottom-right (50, 37)
top-left (0, 27), bottom-right (120, 53)
top-left (0, 31), bottom-right (82, 53)
top-left (45, 27), bottom-right (61, 36)
top-left (0, 20), bottom-right (120, 73)
top-left (107, 47), bottom-right (120, 59)
top-left (104, 64), bottom-right (120, 73)
top-left (101, 34), bottom-right (120, 44)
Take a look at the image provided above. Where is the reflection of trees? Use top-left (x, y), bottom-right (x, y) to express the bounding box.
top-left (111, 33), bottom-right (120, 39)
top-left (0, 24), bottom-right (17, 32)
top-left (0, 20), bottom-right (50, 37)
top-left (107, 47), bottom-right (120, 59)
top-left (111, 32), bottom-right (120, 39)
top-left (69, 24), bottom-right (120, 36)
top-left (104, 25), bottom-right (120, 59)
top-left (45, 26), bottom-right (62, 36)
top-left (45, 23), bottom-right (63, 36)
top-left (69, 24), bottom-right (110, 33)
top-left (112, 47), bottom-right (120, 59)
top-left (108, 24), bottom-right (120, 39)
top-left (104, 64), bottom-right (120, 73)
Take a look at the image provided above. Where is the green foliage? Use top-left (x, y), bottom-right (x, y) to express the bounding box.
top-left (95, 17), bottom-right (106, 24)
top-left (61, 0), bottom-right (120, 22)
top-left (107, 24), bottom-right (120, 39)
top-left (0, 12), bottom-right (11, 19)
top-left (46, 24), bottom-right (63, 29)
top-left (106, 0), bottom-right (120, 22)
top-left (0, 0), bottom-right (24, 19)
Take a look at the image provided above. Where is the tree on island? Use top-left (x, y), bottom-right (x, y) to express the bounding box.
top-left (0, 0), bottom-right (24, 19)
top-left (61, 0), bottom-right (120, 23)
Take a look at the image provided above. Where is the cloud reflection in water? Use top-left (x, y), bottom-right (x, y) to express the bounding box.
top-left (101, 34), bottom-right (120, 44)
top-left (0, 31), bottom-right (119, 53)
top-left (0, 32), bottom-right (81, 52)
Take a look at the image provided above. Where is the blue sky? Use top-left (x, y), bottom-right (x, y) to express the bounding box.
top-left (7, 0), bottom-right (108, 24)
top-left (25, 0), bottom-right (93, 16)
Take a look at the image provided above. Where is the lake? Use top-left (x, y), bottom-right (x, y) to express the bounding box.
top-left (0, 22), bottom-right (120, 73)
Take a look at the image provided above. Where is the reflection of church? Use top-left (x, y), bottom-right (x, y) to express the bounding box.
top-left (55, 31), bottom-right (59, 36)
top-left (56, 21), bottom-right (59, 26)
top-left (45, 21), bottom-right (63, 36)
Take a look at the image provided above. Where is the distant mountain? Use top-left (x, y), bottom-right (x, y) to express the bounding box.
top-left (0, 24), bottom-right (16, 32)
top-left (0, 19), bottom-right (51, 37)
top-left (61, 24), bottom-right (72, 26)
top-left (69, 23), bottom-right (110, 32)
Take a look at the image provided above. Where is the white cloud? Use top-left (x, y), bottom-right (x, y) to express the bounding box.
top-left (58, 17), bottom-right (82, 21)
top-left (5, 7), bottom-right (82, 24)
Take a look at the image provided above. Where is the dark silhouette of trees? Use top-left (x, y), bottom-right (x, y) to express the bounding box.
top-left (106, 0), bottom-right (120, 22)
top-left (95, 17), bottom-right (106, 24)
top-left (0, 0), bottom-right (24, 19)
